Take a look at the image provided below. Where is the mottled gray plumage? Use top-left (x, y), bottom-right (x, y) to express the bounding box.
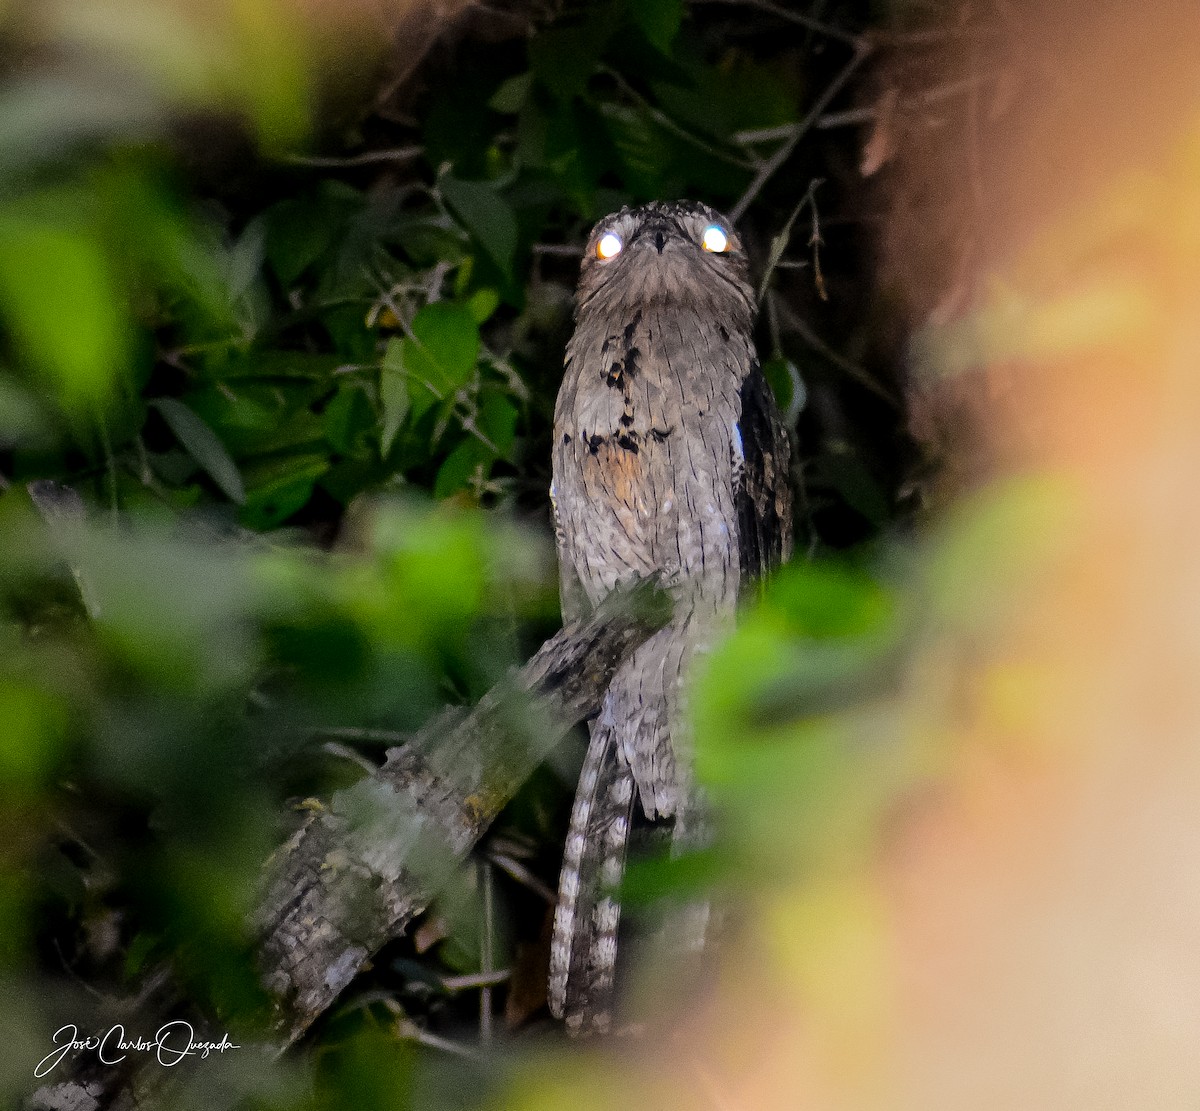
top-left (548, 200), bottom-right (793, 1032)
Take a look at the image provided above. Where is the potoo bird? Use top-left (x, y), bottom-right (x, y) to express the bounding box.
top-left (548, 200), bottom-right (793, 1032)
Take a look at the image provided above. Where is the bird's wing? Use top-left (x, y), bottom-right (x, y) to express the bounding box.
top-left (551, 480), bottom-right (591, 625)
top-left (733, 366), bottom-right (794, 592)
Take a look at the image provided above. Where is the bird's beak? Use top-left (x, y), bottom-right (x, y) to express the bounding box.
top-left (633, 219), bottom-right (675, 255)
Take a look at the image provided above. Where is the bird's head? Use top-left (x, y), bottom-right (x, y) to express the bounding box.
top-left (575, 200), bottom-right (755, 326)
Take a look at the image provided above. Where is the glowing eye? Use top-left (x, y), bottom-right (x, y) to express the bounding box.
top-left (701, 225), bottom-right (729, 253)
top-left (596, 232), bottom-right (623, 260)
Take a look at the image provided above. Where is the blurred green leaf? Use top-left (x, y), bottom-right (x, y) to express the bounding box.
top-left (434, 437), bottom-right (490, 499)
top-left (151, 398), bottom-right (247, 504)
top-left (600, 102), bottom-right (669, 196)
top-left (762, 356), bottom-right (805, 423)
top-left (441, 176), bottom-right (518, 280)
top-left (489, 72), bottom-right (532, 113)
top-left (819, 445), bottom-right (889, 526)
top-left (478, 393), bottom-right (518, 457)
top-left (0, 377), bottom-right (50, 447)
top-left (380, 337), bottom-right (411, 456)
top-left (0, 681), bottom-right (68, 790)
top-left (467, 287), bottom-right (500, 324)
top-left (529, 24), bottom-right (605, 101)
top-left (265, 196), bottom-right (340, 285)
top-left (0, 208), bottom-right (128, 406)
top-left (323, 382), bottom-right (374, 456)
top-left (240, 453), bottom-right (329, 528)
top-left (630, 0), bottom-right (683, 52)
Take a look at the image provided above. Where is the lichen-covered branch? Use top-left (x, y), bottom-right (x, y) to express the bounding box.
top-left (254, 580), bottom-right (667, 1045)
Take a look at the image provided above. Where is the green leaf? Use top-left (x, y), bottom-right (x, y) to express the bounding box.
top-left (238, 453), bottom-right (329, 528)
top-left (599, 102), bottom-right (668, 195)
top-left (323, 383), bottom-right (374, 456)
top-left (151, 398), bottom-right (246, 504)
top-left (762, 356), bottom-right (805, 424)
top-left (379, 338), bottom-right (411, 456)
top-left (434, 438), bottom-right (491, 499)
top-left (265, 196), bottom-right (341, 285)
top-left (0, 210), bottom-right (128, 406)
top-left (529, 24), bottom-right (603, 100)
top-left (478, 393), bottom-right (518, 457)
top-left (489, 73), bottom-right (532, 113)
top-left (630, 0), bottom-right (683, 52)
top-left (225, 215), bottom-right (266, 304)
top-left (466, 288), bottom-right (500, 324)
top-left (441, 177), bottom-right (517, 279)
top-left (820, 445), bottom-right (888, 526)
top-left (405, 302), bottom-right (481, 418)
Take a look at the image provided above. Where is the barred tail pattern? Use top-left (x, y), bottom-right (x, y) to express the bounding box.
top-left (547, 702), bottom-right (636, 1034)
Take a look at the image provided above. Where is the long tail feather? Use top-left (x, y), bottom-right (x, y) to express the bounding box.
top-left (548, 707), bottom-right (635, 1034)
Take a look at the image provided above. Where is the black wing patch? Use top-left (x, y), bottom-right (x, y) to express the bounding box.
top-left (734, 367), bottom-right (793, 592)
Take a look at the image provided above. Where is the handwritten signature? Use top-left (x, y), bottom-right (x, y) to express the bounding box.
top-left (35, 1022), bottom-right (240, 1078)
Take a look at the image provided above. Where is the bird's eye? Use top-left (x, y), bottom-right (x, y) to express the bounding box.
top-left (596, 232), bottom-right (623, 260)
top-left (701, 225), bottom-right (729, 253)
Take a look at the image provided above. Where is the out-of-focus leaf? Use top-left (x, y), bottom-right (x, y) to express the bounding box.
top-left (151, 398), bottom-right (246, 504)
top-left (0, 681), bottom-right (68, 790)
top-left (0, 74), bottom-right (164, 180)
top-left (600, 102), bottom-right (669, 196)
top-left (529, 24), bottom-right (604, 101)
top-left (0, 209), bottom-right (128, 405)
top-left (630, 0), bottom-right (683, 53)
top-left (323, 383), bottom-right (373, 456)
top-left (819, 445), bottom-right (888, 526)
top-left (239, 453), bottom-right (329, 529)
top-left (762, 356), bottom-right (806, 426)
top-left (489, 73), bottom-right (532, 113)
top-left (434, 437), bottom-right (490, 499)
top-left (467, 287), bottom-right (500, 324)
top-left (478, 393), bottom-right (518, 457)
top-left (224, 216), bottom-right (267, 305)
top-left (0, 377), bottom-right (49, 447)
top-left (265, 194), bottom-right (346, 285)
top-left (654, 52), bottom-right (802, 138)
top-left (441, 177), bottom-right (518, 279)
top-left (380, 338), bottom-right (411, 456)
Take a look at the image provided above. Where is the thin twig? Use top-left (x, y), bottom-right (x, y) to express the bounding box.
top-left (690, 0), bottom-right (863, 48)
top-left (733, 123), bottom-right (800, 145)
top-left (312, 725), bottom-right (411, 745)
top-left (756, 178), bottom-right (824, 305)
top-left (866, 23), bottom-right (1001, 47)
top-left (731, 41), bottom-right (872, 223)
top-left (480, 860), bottom-right (495, 1045)
top-left (441, 969), bottom-right (510, 992)
top-left (599, 67), bottom-right (755, 170)
top-left (816, 106), bottom-right (877, 129)
top-left (772, 294), bottom-right (899, 407)
top-left (285, 147), bottom-right (424, 169)
top-left (320, 741), bottom-right (381, 775)
top-left (403, 1025), bottom-right (484, 1059)
top-left (488, 850), bottom-right (556, 903)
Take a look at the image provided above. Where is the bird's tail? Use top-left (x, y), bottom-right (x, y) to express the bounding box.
top-left (548, 705), bottom-right (636, 1034)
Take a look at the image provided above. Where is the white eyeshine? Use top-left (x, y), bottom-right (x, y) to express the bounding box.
top-left (596, 231), bottom-right (623, 259)
top-left (701, 224), bottom-right (729, 253)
